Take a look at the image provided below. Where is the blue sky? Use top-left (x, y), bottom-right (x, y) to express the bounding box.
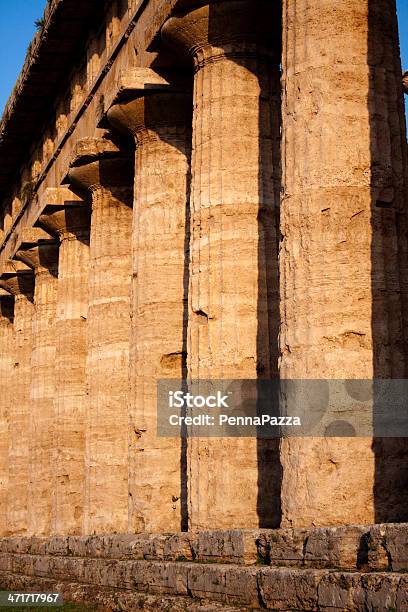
top-left (0, 0), bottom-right (48, 114)
top-left (0, 0), bottom-right (407, 116)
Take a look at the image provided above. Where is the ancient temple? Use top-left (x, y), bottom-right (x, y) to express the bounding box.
top-left (0, 0), bottom-right (407, 608)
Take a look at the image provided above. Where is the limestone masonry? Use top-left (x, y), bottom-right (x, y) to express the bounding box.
top-left (0, 0), bottom-right (407, 609)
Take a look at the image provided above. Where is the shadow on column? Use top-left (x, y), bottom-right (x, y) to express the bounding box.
top-left (369, 0), bottom-right (408, 522)
top-left (206, 0), bottom-right (283, 528)
top-left (180, 163), bottom-right (192, 532)
top-left (0, 296), bottom-right (14, 323)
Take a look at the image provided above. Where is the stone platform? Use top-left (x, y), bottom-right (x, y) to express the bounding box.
top-left (0, 525), bottom-right (407, 610)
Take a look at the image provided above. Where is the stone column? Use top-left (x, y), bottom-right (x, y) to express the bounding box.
top-left (67, 137), bottom-right (133, 534)
top-left (279, 0), bottom-right (408, 525)
top-left (107, 90), bottom-right (192, 532)
top-left (0, 264), bottom-right (34, 535)
top-left (162, 0), bottom-right (281, 529)
top-left (0, 291), bottom-right (14, 535)
top-left (39, 188), bottom-right (91, 534)
top-left (15, 230), bottom-right (59, 536)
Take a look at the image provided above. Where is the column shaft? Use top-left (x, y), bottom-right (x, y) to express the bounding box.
top-left (0, 296), bottom-right (14, 535)
top-left (108, 92), bottom-right (192, 532)
top-left (39, 202), bottom-right (91, 535)
top-left (162, 0), bottom-right (281, 529)
top-left (32, 269), bottom-right (58, 535)
top-left (280, 0), bottom-right (408, 525)
top-left (189, 51), bottom-right (279, 529)
top-left (68, 141), bottom-right (133, 534)
top-left (55, 235), bottom-right (89, 533)
top-left (14, 238), bottom-right (61, 537)
top-left (1, 272), bottom-right (34, 535)
top-left (86, 186), bottom-right (132, 533)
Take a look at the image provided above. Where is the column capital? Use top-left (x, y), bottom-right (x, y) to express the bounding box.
top-left (14, 229), bottom-right (59, 276)
top-left (66, 137), bottom-right (133, 194)
top-left (0, 269), bottom-right (34, 301)
top-left (103, 68), bottom-right (188, 111)
top-left (39, 205), bottom-right (91, 242)
top-left (107, 91), bottom-right (192, 145)
top-left (38, 187), bottom-right (90, 241)
top-left (38, 187), bottom-right (91, 242)
top-left (40, 186), bottom-right (85, 208)
top-left (162, 0), bottom-right (279, 67)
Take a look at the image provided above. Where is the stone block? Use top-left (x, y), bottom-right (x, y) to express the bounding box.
top-left (11, 554), bottom-right (34, 576)
top-left (193, 530), bottom-right (261, 565)
top-left (259, 529), bottom-right (308, 567)
top-left (359, 573), bottom-right (400, 611)
top-left (258, 567), bottom-right (321, 610)
top-left (162, 533), bottom-right (197, 561)
top-left (397, 575), bottom-right (408, 612)
top-left (187, 564), bottom-right (259, 607)
top-left (0, 553), bottom-right (12, 572)
top-left (304, 526), bottom-right (367, 570)
top-left (385, 524), bottom-right (408, 571)
top-left (130, 560), bottom-right (188, 596)
top-left (27, 537), bottom-right (49, 556)
top-left (45, 536), bottom-right (70, 556)
top-left (66, 536), bottom-right (89, 557)
top-left (365, 525), bottom-right (389, 571)
top-left (317, 572), bottom-right (361, 611)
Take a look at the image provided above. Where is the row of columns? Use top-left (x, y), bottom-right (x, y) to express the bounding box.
top-left (0, 0), bottom-right (407, 535)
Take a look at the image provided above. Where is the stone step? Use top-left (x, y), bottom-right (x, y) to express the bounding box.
top-left (0, 523), bottom-right (407, 571)
top-left (0, 558), bottom-right (407, 611)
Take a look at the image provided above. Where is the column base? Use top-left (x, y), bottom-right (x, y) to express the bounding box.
top-left (1, 525), bottom-right (407, 610)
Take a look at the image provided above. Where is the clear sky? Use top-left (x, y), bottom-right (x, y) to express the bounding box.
top-left (0, 0), bottom-right (407, 116)
top-left (0, 0), bottom-right (48, 114)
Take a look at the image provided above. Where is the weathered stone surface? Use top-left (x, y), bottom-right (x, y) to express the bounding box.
top-left (3, 524), bottom-right (406, 571)
top-left (193, 530), bottom-right (261, 566)
top-left (257, 529), bottom-right (307, 567)
top-left (68, 138), bottom-right (133, 534)
top-left (40, 187), bottom-right (84, 208)
top-left (397, 576), bottom-right (408, 611)
top-left (0, 540), bottom-right (407, 611)
top-left (162, 0), bottom-right (281, 531)
top-left (187, 564), bottom-right (259, 607)
top-left (0, 296), bottom-right (14, 536)
top-left (357, 573), bottom-right (400, 612)
top-left (258, 567), bottom-right (322, 610)
top-left (39, 197), bottom-right (91, 535)
top-left (279, 0), bottom-right (408, 527)
top-left (104, 68), bottom-right (183, 110)
top-left (384, 524), bottom-right (408, 571)
top-left (108, 91), bottom-right (192, 533)
top-left (0, 271), bottom-right (34, 536)
top-left (0, 572), bottom-right (251, 610)
top-left (364, 523), bottom-right (408, 572)
top-left (15, 242), bottom-right (59, 536)
top-left (304, 526), bottom-right (368, 570)
top-left (317, 572), bottom-right (361, 611)
top-left (0, 0), bottom-right (408, 607)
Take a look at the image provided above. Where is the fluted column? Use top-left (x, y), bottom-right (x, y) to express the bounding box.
top-left (162, 0), bottom-right (281, 529)
top-left (15, 232), bottom-right (59, 535)
top-left (39, 190), bottom-right (91, 534)
top-left (279, 0), bottom-right (408, 525)
top-left (0, 292), bottom-right (14, 535)
top-left (107, 91), bottom-right (192, 532)
top-left (0, 266), bottom-right (34, 535)
top-left (67, 137), bottom-right (133, 534)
